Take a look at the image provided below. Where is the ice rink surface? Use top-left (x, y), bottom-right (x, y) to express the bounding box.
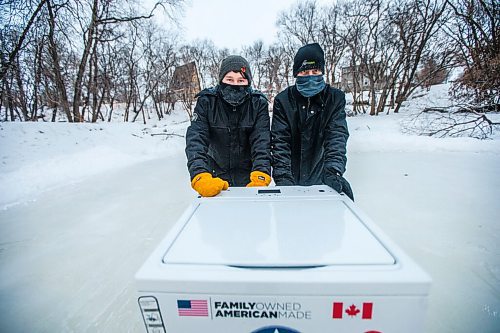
top-left (1, 150), bottom-right (498, 332)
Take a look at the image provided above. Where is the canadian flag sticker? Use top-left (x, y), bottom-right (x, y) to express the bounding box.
top-left (332, 302), bottom-right (373, 319)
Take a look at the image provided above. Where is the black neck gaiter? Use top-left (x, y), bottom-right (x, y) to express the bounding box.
top-left (219, 83), bottom-right (250, 106)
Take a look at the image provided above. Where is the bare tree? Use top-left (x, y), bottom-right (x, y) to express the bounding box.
top-left (131, 22), bottom-right (177, 124)
top-left (446, 0), bottom-right (499, 109)
top-left (416, 57), bottom-right (450, 89)
top-left (178, 39), bottom-right (218, 89)
top-left (263, 43), bottom-right (288, 100)
top-left (318, 3), bottom-right (347, 85)
top-left (0, 0), bottom-right (48, 82)
top-left (277, 0), bottom-right (320, 45)
top-left (243, 40), bottom-right (267, 91)
top-left (340, 0), bottom-right (388, 115)
top-left (391, 0), bottom-right (450, 113)
top-left (1, 0), bottom-right (183, 123)
top-left (275, 32), bottom-right (298, 89)
top-left (338, 0), bottom-right (453, 115)
top-left (46, 0), bottom-right (73, 121)
top-left (208, 47), bottom-right (229, 86)
top-left (338, 0), bottom-right (368, 115)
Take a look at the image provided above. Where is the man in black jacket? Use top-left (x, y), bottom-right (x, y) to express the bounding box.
top-left (271, 43), bottom-right (354, 200)
top-left (186, 55), bottom-right (271, 197)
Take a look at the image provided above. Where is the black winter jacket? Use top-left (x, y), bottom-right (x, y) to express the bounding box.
top-left (271, 84), bottom-right (349, 186)
top-left (186, 87), bottom-right (271, 187)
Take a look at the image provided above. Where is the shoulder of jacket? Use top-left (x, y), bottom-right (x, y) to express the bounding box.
top-left (328, 86), bottom-right (345, 98)
top-left (195, 87), bottom-right (218, 98)
top-left (277, 86), bottom-right (293, 97)
top-left (275, 87), bottom-right (293, 102)
top-left (250, 89), bottom-right (269, 103)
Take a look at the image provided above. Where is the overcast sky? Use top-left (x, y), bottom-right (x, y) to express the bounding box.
top-left (178, 0), bottom-right (332, 51)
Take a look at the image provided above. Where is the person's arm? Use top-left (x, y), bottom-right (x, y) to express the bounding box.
top-left (249, 96), bottom-right (271, 176)
top-left (185, 96), bottom-right (211, 180)
top-left (322, 89), bottom-right (354, 200)
top-left (186, 96), bottom-right (230, 197)
top-left (270, 98), bottom-right (295, 185)
top-left (323, 89), bottom-right (349, 176)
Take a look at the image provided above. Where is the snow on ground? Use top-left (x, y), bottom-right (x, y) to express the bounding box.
top-left (1, 84), bottom-right (498, 210)
top-left (0, 86), bottom-right (499, 332)
top-left (0, 108), bottom-right (190, 209)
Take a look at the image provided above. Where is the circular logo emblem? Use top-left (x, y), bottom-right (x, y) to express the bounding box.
top-left (251, 326), bottom-right (301, 333)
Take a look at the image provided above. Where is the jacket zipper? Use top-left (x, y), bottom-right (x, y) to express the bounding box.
top-left (227, 106), bottom-right (237, 177)
top-left (228, 107), bottom-right (236, 133)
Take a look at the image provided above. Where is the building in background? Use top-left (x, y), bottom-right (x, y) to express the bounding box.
top-left (340, 63), bottom-right (387, 93)
top-left (167, 62), bottom-right (201, 117)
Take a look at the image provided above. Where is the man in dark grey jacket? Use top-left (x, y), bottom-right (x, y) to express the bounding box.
top-left (186, 55), bottom-right (271, 197)
top-left (271, 43), bottom-right (354, 200)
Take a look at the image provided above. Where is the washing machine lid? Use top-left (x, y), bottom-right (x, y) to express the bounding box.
top-left (162, 198), bottom-right (395, 267)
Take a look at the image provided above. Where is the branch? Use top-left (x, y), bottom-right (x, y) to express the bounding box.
top-left (0, 0), bottom-right (48, 81)
top-left (97, 14), bottom-right (153, 24)
top-left (97, 2), bottom-right (162, 25)
top-left (422, 107), bottom-right (448, 113)
top-left (403, 103), bottom-right (499, 139)
top-left (150, 133), bottom-right (184, 137)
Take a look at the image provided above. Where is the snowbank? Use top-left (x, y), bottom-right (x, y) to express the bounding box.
top-left (0, 109), bottom-right (190, 209)
top-left (1, 84), bottom-right (498, 210)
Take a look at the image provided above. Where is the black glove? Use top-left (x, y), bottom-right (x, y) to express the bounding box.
top-left (323, 171), bottom-right (354, 201)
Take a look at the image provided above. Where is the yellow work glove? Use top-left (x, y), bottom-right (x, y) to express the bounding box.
top-left (246, 171), bottom-right (271, 187)
top-left (191, 172), bottom-right (229, 197)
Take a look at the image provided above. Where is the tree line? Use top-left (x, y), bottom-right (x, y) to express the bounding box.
top-left (0, 0), bottom-right (497, 123)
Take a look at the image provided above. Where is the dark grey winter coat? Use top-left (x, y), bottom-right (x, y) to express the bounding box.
top-left (271, 84), bottom-right (349, 186)
top-left (185, 87), bottom-right (271, 187)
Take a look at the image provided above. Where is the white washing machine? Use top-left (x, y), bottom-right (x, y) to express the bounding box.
top-left (135, 185), bottom-right (431, 333)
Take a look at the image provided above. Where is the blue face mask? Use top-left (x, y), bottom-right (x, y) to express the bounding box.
top-left (295, 75), bottom-right (326, 97)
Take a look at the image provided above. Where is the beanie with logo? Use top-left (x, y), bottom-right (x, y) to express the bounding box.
top-left (293, 43), bottom-right (325, 77)
top-left (218, 55), bottom-right (253, 84)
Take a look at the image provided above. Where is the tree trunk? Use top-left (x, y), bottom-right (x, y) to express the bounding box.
top-left (91, 39), bottom-right (99, 123)
top-left (72, 0), bottom-right (99, 122)
top-left (14, 61), bottom-right (29, 121)
top-left (107, 96), bottom-right (115, 122)
top-left (31, 40), bottom-right (44, 120)
top-left (377, 87), bottom-right (388, 115)
top-left (6, 79), bottom-right (16, 121)
top-left (51, 107), bottom-right (57, 122)
top-left (47, 0), bottom-right (73, 122)
top-left (369, 83), bottom-right (376, 116)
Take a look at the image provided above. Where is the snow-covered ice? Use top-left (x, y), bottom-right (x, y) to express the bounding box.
top-left (0, 110), bottom-right (190, 209)
top-left (0, 155), bottom-right (194, 332)
top-left (0, 87), bottom-right (499, 332)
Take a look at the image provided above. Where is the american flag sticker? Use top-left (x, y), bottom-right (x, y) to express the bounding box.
top-left (177, 300), bottom-right (209, 317)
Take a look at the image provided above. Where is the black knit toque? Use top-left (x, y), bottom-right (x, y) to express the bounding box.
top-left (218, 55), bottom-right (252, 84)
top-left (293, 43), bottom-right (325, 77)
